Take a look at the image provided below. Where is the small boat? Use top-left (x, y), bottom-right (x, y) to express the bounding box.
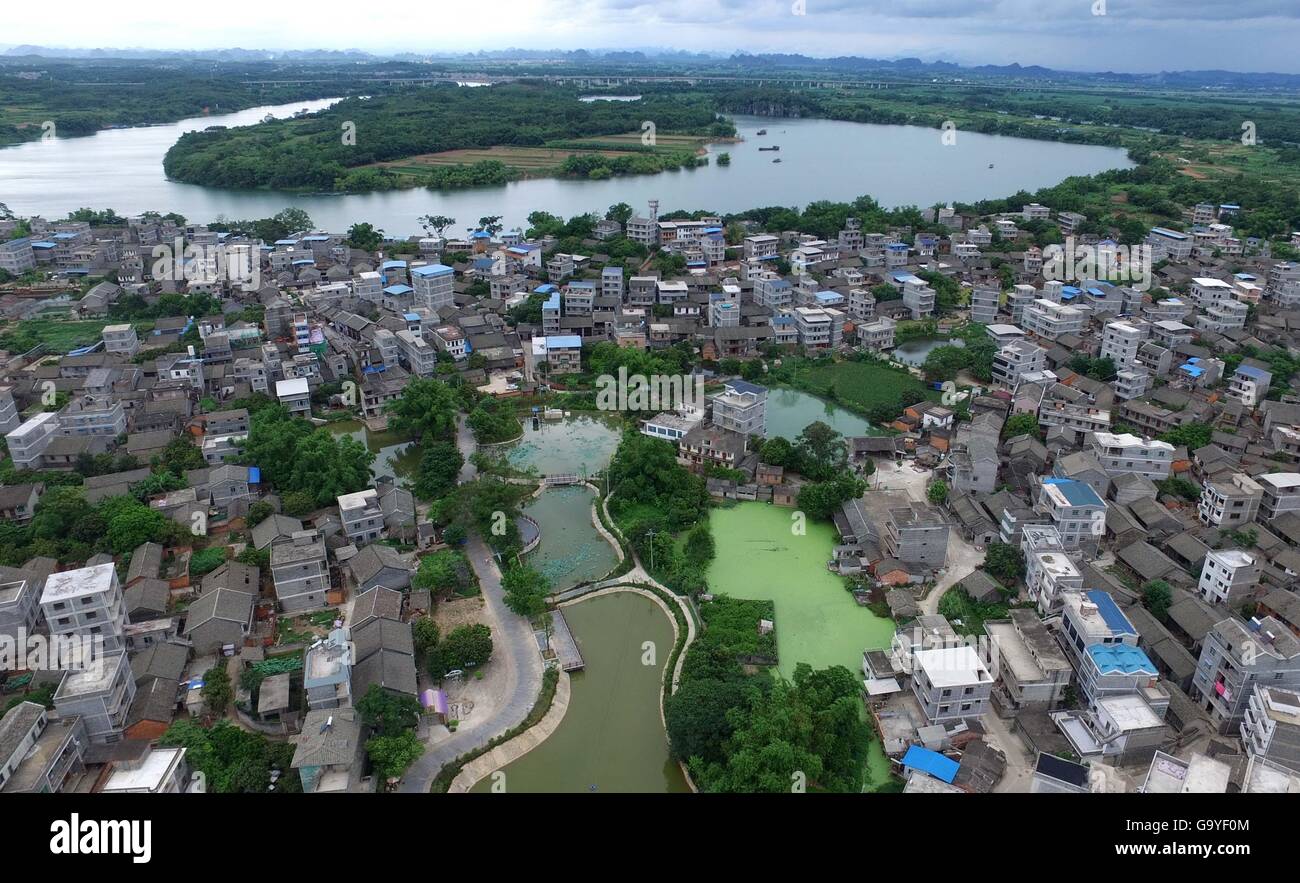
top-left (758, 145), bottom-right (780, 152)
top-left (756, 128), bottom-right (767, 135)
top-left (772, 158), bottom-right (782, 163)
top-left (262, 114), bottom-right (275, 123)
top-left (988, 163), bottom-right (995, 168)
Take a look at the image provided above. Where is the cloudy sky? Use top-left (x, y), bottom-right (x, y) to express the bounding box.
top-left (5, 0), bottom-right (1300, 73)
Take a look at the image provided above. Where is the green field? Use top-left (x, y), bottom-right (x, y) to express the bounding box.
top-left (0, 319), bottom-right (152, 355)
top-left (788, 359), bottom-right (931, 414)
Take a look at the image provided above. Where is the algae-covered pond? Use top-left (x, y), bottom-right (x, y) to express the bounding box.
top-left (705, 502), bottom-right (896, 789)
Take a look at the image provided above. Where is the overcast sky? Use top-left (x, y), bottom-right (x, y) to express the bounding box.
top-left (5, 0), bottom-right (1300, 74)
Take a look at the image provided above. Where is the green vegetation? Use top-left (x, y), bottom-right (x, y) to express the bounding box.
top-left (412, 549), bottom-right (475, 597)
top-left (160, 718), bottom-right (300, 793)
top-left (983, 543), bottom-right (1027, 585)
top-left (356, 685), bottom-right (424, 782)
top-left (938, 585), bottom-right (1012, 637)
top-left (501, 564), bottom-right (551, 619)
top-left (1159, 422), bottom-right (1214, 451)
top-left (240, 405), bottom-right (374, 508)
top-left (163, 83), bottom-right (732, 191)
top-left (1142, 579), bottom-right (1174, 620)
top-left (772, 355), bottom-right (929, 424)
top-left (427, 624), bottom-right (493, 680)
top-left (0, 319), bottom-right (145, 356)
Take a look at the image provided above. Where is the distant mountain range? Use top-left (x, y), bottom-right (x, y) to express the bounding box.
top-left (3, 44), bottom-right (1300, 88)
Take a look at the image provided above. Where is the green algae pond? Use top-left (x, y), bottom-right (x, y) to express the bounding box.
top-left (501, 412), bottom-right (622, 476)
top-left (764, 387), bottom-right (878, 440)
top-left (521, 485), bottom-right (619, 591)
top-left (705, 501), bottom-right (896, 789)
top-left (470, 591), bottom-right (689, 793)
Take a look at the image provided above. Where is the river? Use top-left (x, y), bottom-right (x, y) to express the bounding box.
top-left (0, 99), bottom-right (1134, 237)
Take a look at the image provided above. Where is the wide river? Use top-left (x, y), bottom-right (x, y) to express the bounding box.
top-left (0, 99), bottom-right (1133, 236)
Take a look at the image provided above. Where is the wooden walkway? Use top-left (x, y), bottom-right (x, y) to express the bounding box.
top-left (551, 609), bottom-right (585, 672)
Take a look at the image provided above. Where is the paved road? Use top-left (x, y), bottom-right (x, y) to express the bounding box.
top-left (456, 415), bottom-right (478, 484)
top-left (399, 414), bottom-right (541, 793)
top-left (399, 532), bottom-right (544, 792)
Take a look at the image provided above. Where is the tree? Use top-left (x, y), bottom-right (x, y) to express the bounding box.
top-left (1001, 412), bottom-right (1041, 439)
top-left (413, 440), bottom-right (463, 501)
top-left (158, 436), bottom-right (206, 475)
top-left (793, 421), bottom-right (847, 481)
top-left (501, 564), bottom-right (550, 618)
top-left (246, 500), bottom-right (274, 526)
top-left (759, 436), bottom-right (795, 468)
top-left (983, 542), bottom-right (1026, 584)
top-left (797, 473), bottom-right (867, 520)
top-left (272, 207), bottom-right (313, 235)
top-left (345, 222), bottom-right (384, 252)
top-left (413, 549), bottom-right (470, 595)
top-left (429, 624), bottom-right (493, 678)
top-left (1160, 422), bottom-right (1214, 451)
top-left (356, 684), bottom-right (420, 737)
top-left (287, 431), bottom-right (375, 507)
top-left (386, 378), bottom-right (458, 442)
top-left (413, 617), bottom-right (440, 660)
top-left (1142, 580), bottom-right (1173, 620)
top-left (201, 665), bottom-right (232, 714)
top-left (367, 730), bottom-right (424, 781)
top-left (927, 480), bottom-right (949, 505)
top-left (606, 202), bottom-right (633, 225)
top-left (684, 524), bottom-right (716, 567)
top-left (419, 215), bottom-right (456, 238)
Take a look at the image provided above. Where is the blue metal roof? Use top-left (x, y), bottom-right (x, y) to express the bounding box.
top-left (543, 292), bottom-right (561, 310)
top-left (1086, 643), bottom-right (1156, 676)
top-left (1085, 590), bottom-right (1137, 637)
top-left (248, 466), bottom-right (261, 484)
top-left (545, 335), bottom-right (582, 349)
top-left (901, 746), bottom-right (959, 784)
top-left (726, 379), bottom-right (767, 395)
top-left (1237, 365), bottom-right (1269, 380)
top-left (1042, 477), bottom-right (1103, 507)
top-left (383, 284), bottom-right (413, 295)
top-left (412, 263), bottom-right (453, 277)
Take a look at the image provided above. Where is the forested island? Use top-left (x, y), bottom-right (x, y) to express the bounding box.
top-left (162, 82), bottom-right (735, 192)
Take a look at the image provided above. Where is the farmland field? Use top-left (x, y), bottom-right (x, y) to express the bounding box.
top-left (0, 318), bottom-right (152, 355)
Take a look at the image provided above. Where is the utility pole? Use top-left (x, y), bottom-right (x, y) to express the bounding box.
top-left (646, 528), bottom-right (657, 573)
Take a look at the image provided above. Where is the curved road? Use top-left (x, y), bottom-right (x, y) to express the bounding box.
top-left (399, 416), bottom-right (544, 793)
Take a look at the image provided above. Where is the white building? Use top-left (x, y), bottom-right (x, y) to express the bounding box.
top-left (1023, 299), bottom-right (1085, 340)
top-left (411, 263), bottom-right (455, 312)
top-left (40, 562), bottom-right (127, 653)
top-left (1087, 431), bottom-right (1174, 480)
top-left (5, 412), bottom-right (60, 470)
top-left (1198, 549), bottom-right (1259, 606)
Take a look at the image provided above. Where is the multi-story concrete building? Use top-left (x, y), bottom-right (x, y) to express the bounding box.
top-left (1023, 298), bottom-right (1085, 340)
top-left (1087, 431), bottom-right (1174, 480)
top-left (339, 489), bottom-right (384, 547)
top-left (902, 281), bottom-right (936, 320)
top-left (52, 649), bottom-right (135, 744)
top-left (1199, 472), bottom-right (1263, 528)
top-left (0, 576), bottom-right (40, 649)
top-left (857, 316), bottom-right (896, 351)
top-left (1059, 590), bottom-right (1164, 715)
top-left (5, 412), bottom-right (60, 470)
top-left (1022, 525), bottom-right (1083, 615)
top-left (1036, 477), bottom-right (1106, 553)
top-left (1228, 364), bottom-right (1272, 408)
top-left (101, 323), bottom-right (140, 357)
top-left (1198, 549), bottom-right (1260, 606)
top-left (1241, 685), bottom-right (1300, 774)
top-left (1258, 473), bottom-right (1300, 523)
top-left (793, 307), bottom-right (833, 350)
top-left (910, 645), bottom-right (994, 724)
top-left (710, 380), bottom-right (767, 437)
top-left (985, 608), bottom-right (1073, 710)
top-left (884, 504), bottom-right (949, 570)
top-left (40, 562), bottom-right (127, 653)
top-left (991, 340), bottom-right (1047, 388)
top-left (1194, 616), bottom-right (1300, 733)
top-left (275, 377), bottom-right (311, 417)
top-left (969, 286), bottom-right (999, 324)
top-left (0, 701), bottom-right (87, 793)
top-left (395, 329), bottom-right (438, 377)
top-left (0, 236), bottom-right (36, 276)
top-left (57, 396), bottom-right (126, 438)
top-left (1100, 320), bottom-right (1145, 368)
top-left (0, 387), bottom-right (19, 436)
top-left (270, 530), bottom-right (330, 613)
top-left (411, 263), bottom-right (455, 312)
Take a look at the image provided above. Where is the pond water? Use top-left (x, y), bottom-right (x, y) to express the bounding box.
top-left (521, 485), bottom-right (619, 591)
top-left (893, 336), bottom-right (964, 368)
top-left (499, 412), bottom-right (622, 476)
top-left (764, 387), bottom-right (876, 440)
top-left (0, 99), bottom-right (1134, 236)
top-left (705, 501), bottom-right (896, 789)
top-left (470, 591), bottom-right (688, 793)
top-left (325, 419), bottom-right (418, 482)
